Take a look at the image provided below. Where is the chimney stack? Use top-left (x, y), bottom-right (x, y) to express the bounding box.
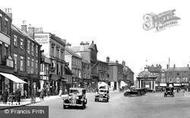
top-left (122, 61), bottom-right (126, 66)
top-left (116, 60), bottom-right (118, 64)
top-left (173, 64), bottom-right (176, 68)
top-left (21, 20), bottom-right (27, 33)
top-left (80, 41), bottom-right (84, 45)
top-left (66, 43), bottom-right (71, 48)
top-left (187, 64), bottom-right (189, 67)
top-left (4, 8), bottom-right (12, 19)
top-left (106, 57), bottom-right (110, 63)
top-left (167, 64), bottom-right (169, 69)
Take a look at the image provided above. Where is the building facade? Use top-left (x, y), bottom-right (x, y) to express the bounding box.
top-left (11, 24), bottom-right (41, 97)
top-left (81, 59), bottom-right (91, 90)
top-left (96, 60), bottom-right (109, 83)
top-left (107, 59), bottom-right (124, 91)
top-left (35, 32), bottom-right (66, 95)
top-left (65, 48), bottom-right (82, 88)
top-left (122, 61), bottom-right (134, 86)
top-left (71, 41), bottom-right (99, 91)
top-left (0, 9), bottom-right (14, 97)
top-left (163, 64), bottom-right (190, 88)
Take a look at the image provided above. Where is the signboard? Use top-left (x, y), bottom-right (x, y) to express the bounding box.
top-left (0, 32), bottom-right (10, 45)
top-left (35, 33), bottom-right (50, 58)
top-left (0, 106), bottom-right (49, 118)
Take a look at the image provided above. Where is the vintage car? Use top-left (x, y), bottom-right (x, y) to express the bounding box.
top-left (164, 87), bottom-right (174, 97)
top-left (95, 89), bottom-right (109, 102)
top-left (124, 88), bottom-right (146, 97)
top-left (63, 88), bottom-right (87, 109)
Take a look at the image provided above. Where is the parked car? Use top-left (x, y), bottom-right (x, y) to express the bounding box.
top-left (124, 88), bottom-right (146, 97)
top-left (95, 89), bottom-right (109, 102)
top-left (164, 87), bottom-right (174, 97)
top-left (63, 88), bottom-right (87, 109)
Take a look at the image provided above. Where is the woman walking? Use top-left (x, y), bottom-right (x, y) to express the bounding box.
top-left (15, 88), bottom-right (21, 105)
top-left (40, 88), bottom-right (45, 100)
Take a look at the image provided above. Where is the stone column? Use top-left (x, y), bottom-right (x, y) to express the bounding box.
top-left (139, 80), bottom-right (141, 88)
top-left (153, 81), bottom-right (156, 91)
top-left (151, 81), bottom-right (153, 90)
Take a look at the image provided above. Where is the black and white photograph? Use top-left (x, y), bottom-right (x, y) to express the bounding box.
top-left (0, 0), bottom-right (190, 118)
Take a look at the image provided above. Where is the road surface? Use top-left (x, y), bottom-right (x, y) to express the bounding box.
top-left (31, 92), bottom-right (190, 118)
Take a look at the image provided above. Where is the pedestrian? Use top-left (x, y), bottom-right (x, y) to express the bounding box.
top-left (15, 88), bottom-right (21, 105)
top-left (40, 88), bottom-right (45, 100)
top-left (24, 90), bottom-right (27, 98)
top-left (2, 89), bottom-right (9, 104)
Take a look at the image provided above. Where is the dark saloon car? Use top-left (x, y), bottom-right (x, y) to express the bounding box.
top-left (164, 87), bottom-right (174, 97)
top-left (63, 88), bottom-right (87, 109)
top-left (124, 88), bottom-right (146, 97)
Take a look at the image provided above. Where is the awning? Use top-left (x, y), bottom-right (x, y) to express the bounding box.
top-left (0, 72), bottom-right (27, 84)
top-left (65, 66), bottom-right (72, 75)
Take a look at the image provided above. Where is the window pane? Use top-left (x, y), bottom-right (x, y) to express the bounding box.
top-left (14, 54), bottom-right (17, 71)
top-left (27, 40), bottom-right (30, 53)
top-left (14, 35), bottom-right (17, 46)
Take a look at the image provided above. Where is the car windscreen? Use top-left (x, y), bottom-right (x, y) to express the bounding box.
top-left (69, 90), bottom-right (79, 94)
top-left (99, 90), bottom-right (107, 93)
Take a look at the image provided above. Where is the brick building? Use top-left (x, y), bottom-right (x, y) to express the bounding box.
top-left (11, 24), bottom-right (41, 97)
top-left (34, 32), bottom-right (66, 95)
top-left (0, 9), bottom-right (14, 96)
top-left (65, 47), bottom-right (82, 88)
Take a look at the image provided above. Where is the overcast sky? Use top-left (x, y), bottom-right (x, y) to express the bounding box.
top-left (1, 0), bottom-right (190, 75)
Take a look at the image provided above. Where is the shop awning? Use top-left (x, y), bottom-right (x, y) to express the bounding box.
top-left (0, 72), bottom-right (27, 84)
top-left (65, 66), bottom-right (72, 75)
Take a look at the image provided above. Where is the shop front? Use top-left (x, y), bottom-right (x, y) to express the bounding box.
top-left (0, 72), bottom-right (27, 100)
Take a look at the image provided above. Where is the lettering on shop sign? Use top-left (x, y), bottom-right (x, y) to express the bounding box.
top-left (143, 9), bottom-right (180, 31)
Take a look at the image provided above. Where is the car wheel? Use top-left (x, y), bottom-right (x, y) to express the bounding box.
top-left (82, 103), bottom-right (86, 109)
top-left (107, 98), bottom-right (109, 102)
top-left (63, 105), bottom-right (67, 109)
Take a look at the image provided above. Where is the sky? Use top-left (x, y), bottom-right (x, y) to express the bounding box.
top-left (1, 0), bottom-right (190, 76)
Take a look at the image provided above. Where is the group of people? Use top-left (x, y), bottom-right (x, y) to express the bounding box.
top-left (2, 88), bottom-right (21, 105)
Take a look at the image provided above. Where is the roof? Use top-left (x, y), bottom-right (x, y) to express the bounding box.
top-left (65, 48), bottom-right (82, 59)
top-left (164, 67), bottom-right (190, 72)
top-left (137, 69), bottom-right (158, 78)
top-left (71, 45), bottom-right (90, 52)
top-left (82, 59), bottom-right (89, 63)
top-left (11, 24), bottom-right (39, 44)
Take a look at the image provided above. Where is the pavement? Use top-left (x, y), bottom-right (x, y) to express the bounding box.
top-left (0, 90), bottom-right (120, 110)
top-left (0, 95), bottom-right (62, 110)
top-left (2, 91), bottom-right (190, 118)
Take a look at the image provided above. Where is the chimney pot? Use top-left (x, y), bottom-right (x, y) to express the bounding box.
top-left (21, 20), bottom-right (27, 33)
top-left (106, 57), bottom-right (110, 63)
top-left (167, 64), bottom-right (169, 69)
top-left (174, 64), bottom-right (176, 68)
top-left (122, 61), bottom-right (126, 66)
